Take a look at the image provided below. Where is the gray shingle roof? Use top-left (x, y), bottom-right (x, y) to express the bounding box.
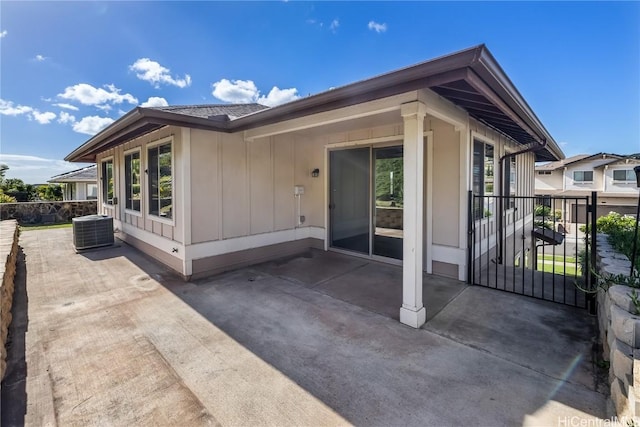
top-left (534, 153), bottom-right (627, 171)
top-left (49, 165), bottom-right (97, 183)
top-left (149, 104), bottom-right (269, 120)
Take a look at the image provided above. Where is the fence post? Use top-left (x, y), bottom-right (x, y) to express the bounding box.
top-left (588, 191), bottom-right (598, 314)
top-left (467, 190), bottom-right (473, 284)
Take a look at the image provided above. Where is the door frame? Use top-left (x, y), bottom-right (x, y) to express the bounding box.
top-left (323, 132), bottom-right (433, 269)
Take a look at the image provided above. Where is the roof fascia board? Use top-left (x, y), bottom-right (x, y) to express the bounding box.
top-left (232, 46), bottom-right (482, 129)
top-left (465, 69), bottom-right (561, 160)
top-left (67, 119), bottom-right (162, 162)
top-left (65, 108), bottom-right (143, 161)
top-left (65, 109), bottom-right (233, 162)
top-left (233, 68), bottom-right (471, 133)
top-left (472, 48), bottom-right (564, 160)
top-left (244, 92), bottom-right (419, 141)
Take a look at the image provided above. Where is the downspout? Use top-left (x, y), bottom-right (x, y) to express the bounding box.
top-left (497, 138), bottom-right (547, 264)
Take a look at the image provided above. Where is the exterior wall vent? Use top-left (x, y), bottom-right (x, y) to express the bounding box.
top-left (72, 215), bottom-right (114, 250)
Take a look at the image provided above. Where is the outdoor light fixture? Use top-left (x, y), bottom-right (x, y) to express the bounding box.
top-left (630, 165), bottom-right (640, 275)
top-left (311, 168), bottom-right (320, 178)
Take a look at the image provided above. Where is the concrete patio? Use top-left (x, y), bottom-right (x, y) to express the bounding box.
top-left (2, 228), bottom-right (608, 426)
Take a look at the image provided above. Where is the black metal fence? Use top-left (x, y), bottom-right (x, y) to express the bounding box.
top-left (467, 191), bottom-right (597, 311)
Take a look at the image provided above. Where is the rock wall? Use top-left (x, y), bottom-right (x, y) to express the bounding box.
top-left (596, 233), bottom-right (640, 419)
top-left (376, 207), bottom-right (403, 230)
top-left (1, 220), bottom-right (19, 379)
top-left (0, 201), bottom-right (97, 224)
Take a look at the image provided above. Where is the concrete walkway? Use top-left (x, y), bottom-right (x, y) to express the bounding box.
top-left (2, 228), bottom-right (608, 426)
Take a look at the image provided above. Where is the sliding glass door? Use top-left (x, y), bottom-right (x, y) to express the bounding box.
top-left (373, 146), bottom-right (403, 260)
top-left (329, 145), bottom-right (404, 260)
top-left (329, 148), bottom-right (371, 254)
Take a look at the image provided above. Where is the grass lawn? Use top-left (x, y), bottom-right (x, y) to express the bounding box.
top-left (539, 253), bottom-right (578, 263)
top-left (537, 258), bottom-right (580, 276)
top-left (20, 223), bottom-right (73, 231)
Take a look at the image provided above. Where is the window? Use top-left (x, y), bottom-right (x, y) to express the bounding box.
top-left (613, 169), bottom-right (635, 182)
top-left (472, 140), bottom-right (494, 219)
top-left (87, 184), bottom-right (98, 200)
top-left (573, 170), bottom-right (593, 182)
top-left (537, 170), bottom-right (552, 175)
top-left (504, 155), bottom-right (516, 209)
top-left (125, 151), bottom-right (141, 212)
top-left (148, 142), bottom-right (172, 219)
top-left (101, 159), bottom-right (114, 205)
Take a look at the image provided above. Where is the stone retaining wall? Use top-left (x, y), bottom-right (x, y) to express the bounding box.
top-left (596, 233), bottom-right (640, 418)
top-left (376, 207), bottom-right (403, 230)
top-left (0, 200), bottom-right (97, 224)
top-left (1, 220), bottom-right (19, 380)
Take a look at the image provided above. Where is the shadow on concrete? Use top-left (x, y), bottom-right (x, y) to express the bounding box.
top-left (70, 237), bottom-right (606, 424)
top-left (1, 248), bottom-right (28, 427)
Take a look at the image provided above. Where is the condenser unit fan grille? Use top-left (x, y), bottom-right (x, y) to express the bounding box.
top-left (72, 215), bottom-right (114, 250)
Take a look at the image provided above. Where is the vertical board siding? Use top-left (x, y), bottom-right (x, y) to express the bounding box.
top-left (249, 138), bottom-right (275, 234)
top-left (221, 134), bottom-right (249, 239)
top-left (273, 135), bottom-right (295, 231)
top-left (190, 129), bottom-right (220, 243)
top-left (430, 119), bottom-right (460, 247)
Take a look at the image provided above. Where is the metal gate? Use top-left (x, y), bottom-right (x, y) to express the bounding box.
top-left (467, 191), bottom-right (597, 311)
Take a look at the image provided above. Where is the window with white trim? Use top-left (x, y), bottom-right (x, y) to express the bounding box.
top-left (573, 170), bottom-right (593, 183)
top-left (101, 159), bottom-right (114, 205)
top-left (148, 142), bottom-right (172, 219)
top-left (537, 170), bottom-right (552, 175)
top-left (125, 151), bottom-right (141, 212)
top-left (612, 169), bottom-right (635, 182)
top-left (472, 139), bottom-right (494, 219)
top-left (87, 184), bottom-right (97, 200)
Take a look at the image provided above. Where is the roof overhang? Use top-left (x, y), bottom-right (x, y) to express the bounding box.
top-left (66, 45), bottom-right (564, 163)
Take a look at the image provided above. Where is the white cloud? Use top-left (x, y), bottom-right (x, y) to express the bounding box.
top-left (72, 116), bottom-right (115, 135)
top-left (0, 154), bottom-right (91, 184)
top-left (0, 99), bottom-right (33, 116)
top-left (53, 103), bottom-right (79, 111)
top-left (129, 58), bottom-right (192, 88)
top-left (257, 86), bottom-right (300, 107)
top-left (58, 111), bottom-right (76, 124)
top-left (35, 54), bottom-right (45, 61)
top-left (58, 83), bottom-right (138, 107)
top-left (212, 79), bottom-right (299, 107)
top-left (0, 30), bottom-right (6, 38)
top-left (95, 104), bottom-right (112, 112)
top-left (0, 154), bottom-right (52, 163)
top-left (212, 79), bottom-right (260, 103)
top-left (368, 21), bottom-right (387, 33)
top-left (140, 96), bottom-right (169, 107)
top-left (330, 19), bottom-right (339, 32)
top-left (31, 111), bottom-right (56, 124)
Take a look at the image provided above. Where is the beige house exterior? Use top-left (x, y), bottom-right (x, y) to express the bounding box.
top-left (535, 153), bottom-right (640, 222)
top-left (66, 45), bottom-right (563, 328)
top-left (49, 165), bottom-right (98, 201)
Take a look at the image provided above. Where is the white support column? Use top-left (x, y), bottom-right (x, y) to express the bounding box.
top-left (400, 101), bottom-right (427, 328)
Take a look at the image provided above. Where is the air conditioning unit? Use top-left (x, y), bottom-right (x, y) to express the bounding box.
top-left (72, 215), bottom-right (114, 251)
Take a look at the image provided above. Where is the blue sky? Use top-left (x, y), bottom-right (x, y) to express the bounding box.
top-left (1, 1), bottom-right (638, 183)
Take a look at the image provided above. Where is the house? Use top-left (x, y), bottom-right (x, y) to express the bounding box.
top-left (48, 165), bottom-right (98, 201)
top-left (65, 45), bottom-right (564, 328)
top-left (535, 153), bottom-right (640, 223)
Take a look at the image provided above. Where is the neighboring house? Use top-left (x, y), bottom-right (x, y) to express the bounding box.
top-left (535, 153), bottom-right (640, 222)
top-left (65, 45), bottom-right (564, 328)
top-left (48, 165), bottom-right (98, 201)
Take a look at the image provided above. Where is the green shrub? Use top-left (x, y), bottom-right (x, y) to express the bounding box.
top-left (0, 190), bottom-right (16, 203)
top-left (593, 212), bottom-right (640, 270)
top-left (534, 205), bottom-right (551, 217)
